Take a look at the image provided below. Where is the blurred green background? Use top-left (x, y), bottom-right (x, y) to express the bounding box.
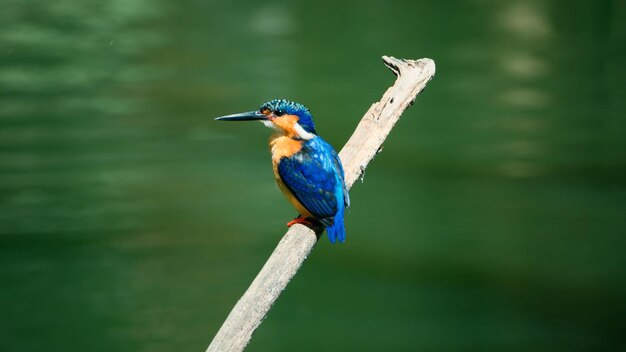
top-left (1, 0), bottom-right (625, 351)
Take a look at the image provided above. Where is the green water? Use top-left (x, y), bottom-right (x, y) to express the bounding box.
top-left (1, 0), bottom-right (625, 351)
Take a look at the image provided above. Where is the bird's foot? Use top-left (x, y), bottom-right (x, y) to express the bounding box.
top-left (287, 216), bottom-right (314, 227)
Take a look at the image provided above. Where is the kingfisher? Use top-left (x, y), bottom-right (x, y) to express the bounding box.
top-left (215, 99), bottom-right (349, 243)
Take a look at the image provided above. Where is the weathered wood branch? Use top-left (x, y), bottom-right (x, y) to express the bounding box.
top-left (206, 56), bottom-right (436, 352)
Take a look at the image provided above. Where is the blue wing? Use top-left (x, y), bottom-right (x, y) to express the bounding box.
top-left (277, 137), bottom-right (341, 220)
top-left (330, 145), bottom-right (350, 209)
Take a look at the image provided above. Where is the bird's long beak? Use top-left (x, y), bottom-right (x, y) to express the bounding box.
top-left (214, 110), bottom-right (267, 121)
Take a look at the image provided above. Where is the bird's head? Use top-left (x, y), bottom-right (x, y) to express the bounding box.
top-left (215, 99), bottom-right (317, 139)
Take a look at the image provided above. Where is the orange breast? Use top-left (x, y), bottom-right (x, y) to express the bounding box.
top-left (269, 134), bottom-right (302, 164)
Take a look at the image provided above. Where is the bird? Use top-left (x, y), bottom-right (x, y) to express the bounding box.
top-left (215, 99), bottom-right (349, 243)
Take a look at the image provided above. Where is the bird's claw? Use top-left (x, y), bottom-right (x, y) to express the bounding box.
top-left (287, 216), bottom-right (313, 227)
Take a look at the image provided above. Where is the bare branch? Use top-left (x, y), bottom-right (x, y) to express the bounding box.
top-left (207, 56), bottom-right (436, 352)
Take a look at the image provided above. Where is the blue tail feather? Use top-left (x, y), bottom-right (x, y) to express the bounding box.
top-left (326, 205), bottom-right (346, 244)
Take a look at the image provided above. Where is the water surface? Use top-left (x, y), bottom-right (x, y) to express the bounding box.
top-left (1, 0), bottom-right (625, 351)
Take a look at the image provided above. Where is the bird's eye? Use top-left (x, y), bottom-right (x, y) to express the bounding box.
top-left (274, 110), bottom-right (285, 117)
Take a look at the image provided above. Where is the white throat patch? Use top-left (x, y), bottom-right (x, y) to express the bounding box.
top-left (261, 120), bottom-right (278, 130)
